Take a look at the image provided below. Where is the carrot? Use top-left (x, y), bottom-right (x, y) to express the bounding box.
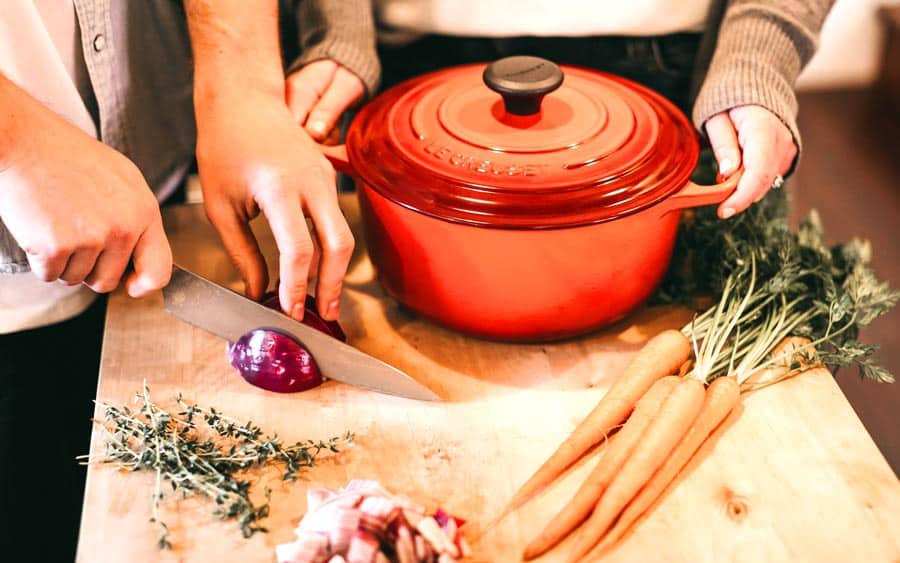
top-left (522, 375), bottom-right (680, 560)
top-left (590, 376), bottom-right (741, 556)
top-left (505, 329), bottom-right (691, 514)
top-left (568, 376), bottom-right (707, 562)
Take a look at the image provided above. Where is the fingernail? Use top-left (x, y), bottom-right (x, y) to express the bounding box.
top-left (721, 207), bottom-right (736, 219)
top-left (291, 303), bottom-right (305, 321)
top-left (719, 158), bottom-right (735, 175)
top-left (308, 120), bottom-right (327, 137)
top-left (326, 300), bottom-right (340, 319)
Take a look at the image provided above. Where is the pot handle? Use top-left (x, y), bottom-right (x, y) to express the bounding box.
top-left (659, 169), bottom-right (742, 215)
top-left (319, 144), bottom-right (356, 177)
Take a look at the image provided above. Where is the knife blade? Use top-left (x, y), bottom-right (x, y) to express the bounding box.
top-left (162, 265), bottom-right (440, 401)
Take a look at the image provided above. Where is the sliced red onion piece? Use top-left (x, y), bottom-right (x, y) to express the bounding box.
top-left (279, 481), bottom-right (468, 562)
top-left (433, 507), bottom-right (466, 529)
top-left (226, 328), bottom-right (323, 393)
top-left (227, 292), bottom-right (347, 394)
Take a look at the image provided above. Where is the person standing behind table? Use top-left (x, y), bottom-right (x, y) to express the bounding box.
top-left (0, 0), bottom-right (378, 559)
top-left (370, 0), bottom-right (835, 218)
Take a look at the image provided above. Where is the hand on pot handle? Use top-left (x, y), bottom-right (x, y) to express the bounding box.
top-left (705, 104), bottom-right (798, 219)
top-left (286, 60), bottom-right (366, 142)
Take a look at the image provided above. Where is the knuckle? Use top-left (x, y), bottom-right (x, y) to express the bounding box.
top-left (30, 264), bottom-right (55, 282)
top-left (74, 226), bottom-right (106, 250)
top-left (107, 224), bottom-right (138, 247)
top-left (283, 243), bottom-right (315, 267)
top-left (39, 239), bottom-right (71, 260)
top-left (326, 231), bottom-right (355, 257)
top-left (257, 185), bottom-right (293, 210)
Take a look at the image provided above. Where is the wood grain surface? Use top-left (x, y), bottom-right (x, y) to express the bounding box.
top-left (76, 195), bottom-right (900, 562)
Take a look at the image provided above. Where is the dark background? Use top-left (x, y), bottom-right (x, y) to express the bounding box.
top-left (789, 8), bottom-right (899, 472)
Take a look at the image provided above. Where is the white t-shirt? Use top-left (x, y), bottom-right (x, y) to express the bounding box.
top-left (0, 1), bottom-right (99, 333)
top-left (375, 0), bottom-right (715, 38)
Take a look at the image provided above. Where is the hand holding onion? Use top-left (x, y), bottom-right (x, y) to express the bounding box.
top-left (704, 104), bottom-right (798, 219)
top-left (194, 90), bottom-right (354, 324)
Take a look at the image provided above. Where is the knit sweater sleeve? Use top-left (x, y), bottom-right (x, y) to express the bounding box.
top-left (692, 0), bottom-right (836, 158)
top-left (285, 0), bottom-right (381, 97)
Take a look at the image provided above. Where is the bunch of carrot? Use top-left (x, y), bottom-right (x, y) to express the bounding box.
top-left (504, 329), bottom-right (743, 561)
top-left (505, 208), bottom-right (899, 560)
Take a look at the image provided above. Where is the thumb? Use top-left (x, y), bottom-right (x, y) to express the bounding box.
top-left (286, 60), bottom-right (338, 126)
top-left (704, 112), bottom-right (741, 177)
top-left (125, 219), bottom-right (173, 297)
top-left (305, 68), bottom-right (365, 141)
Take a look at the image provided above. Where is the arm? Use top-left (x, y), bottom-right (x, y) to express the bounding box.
top-left (185, 0), bottom-right (354, 322)
top-left (0, 73), bottom-right (171, 295)
top-left (693, 0), bottom-right (836, 217)
top-left (284, 0), bottom-right (381, 140)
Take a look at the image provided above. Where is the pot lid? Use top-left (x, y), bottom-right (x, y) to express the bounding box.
top-left (346, 56), bottom-right (699, 229)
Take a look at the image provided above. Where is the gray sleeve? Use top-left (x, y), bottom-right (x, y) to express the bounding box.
top-left (285, 0), bottom-right (381, 97)
top-left (0, 218), bottom-right (29, 274)
top-left (692, 0), bottom-right (836, 166)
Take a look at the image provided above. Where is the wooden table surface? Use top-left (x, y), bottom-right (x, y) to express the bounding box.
top-left (77, 195), bottom-right (900, 563)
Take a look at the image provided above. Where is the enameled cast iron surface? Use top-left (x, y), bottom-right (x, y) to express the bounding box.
top-left (327, 58), bottom-right (732, 340)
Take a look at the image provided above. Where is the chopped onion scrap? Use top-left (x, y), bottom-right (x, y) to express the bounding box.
top-left (276, 480), bottom-right (469, 563)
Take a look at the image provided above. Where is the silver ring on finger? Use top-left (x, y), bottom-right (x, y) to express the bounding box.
top-left (771, 175), bottom-right (785, 190)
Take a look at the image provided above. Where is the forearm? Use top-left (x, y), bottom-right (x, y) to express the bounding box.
top-left (693, 0), bottom-right (836, 152)
top-left (184, 0), bottom-right (285, 116)
top-left (287, 0), bottom-right (380, 96)
top-left (0, 73), bottom-right (34, 169)
top-left (0, 74), bottom-right (29, 271)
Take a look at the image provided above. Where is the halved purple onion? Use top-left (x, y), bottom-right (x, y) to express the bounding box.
top-left (227, 292), bottom-right (346, 393)
top-left (227, 328), bottom-right (322, 393)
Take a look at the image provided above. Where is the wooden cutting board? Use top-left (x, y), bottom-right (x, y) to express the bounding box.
top-left (76, 195), bottom-right (900, 563)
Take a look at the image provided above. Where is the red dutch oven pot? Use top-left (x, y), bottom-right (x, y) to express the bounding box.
top-left (322, 56), bottom-right (737, 341)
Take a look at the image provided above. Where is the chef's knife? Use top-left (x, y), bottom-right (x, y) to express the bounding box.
top-left (162, 265), bottom-right (440, 401)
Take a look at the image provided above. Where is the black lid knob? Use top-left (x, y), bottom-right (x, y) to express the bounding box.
top-left (483, 56), bottom-right (564, 116)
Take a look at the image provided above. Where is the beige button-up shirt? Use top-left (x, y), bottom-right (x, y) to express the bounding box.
top-left (0, 1), bottom-right (196, 332)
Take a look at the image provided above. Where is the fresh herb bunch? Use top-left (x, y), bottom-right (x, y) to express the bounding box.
top-left (652, 183), bottom-right (792, 309)
top-left (655, 185), bottom-right (898, 385)
top-left (82, 384), bottom-right (354, 549)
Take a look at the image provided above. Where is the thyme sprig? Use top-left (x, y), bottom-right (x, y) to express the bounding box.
top-left (81, 383), bottom-right (354, 549)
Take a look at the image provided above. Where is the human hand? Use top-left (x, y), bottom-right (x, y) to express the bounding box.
top-left (0, 94), bottom-right (172, 296)
top-left (195, 91), bottom-right (354, 322)
top-left (704, 104), bottom-right (798, 218)
top-left (285, 59), bottom-right (365, 142)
